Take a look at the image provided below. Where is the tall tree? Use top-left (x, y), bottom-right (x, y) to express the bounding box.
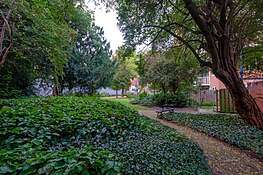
top-left (101, 0), bottom-right (263, 128)
top-left (142, 50), bottom-right (197, 94)
top-left (63, 25), bottom-right (116, 95)
top-left (0, 0), bottom-right (87, 97)
top-left (111, 48), bottom-right (137, 96)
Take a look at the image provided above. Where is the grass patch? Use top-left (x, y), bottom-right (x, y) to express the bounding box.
top-left (200, 106), bottom-right (214, 110)
top-left (0, 97), bottom-right (209, 174)
top-left (162, 113), bottom-right (263, 156)
top-left (102, 96), bottom-right (150, 110)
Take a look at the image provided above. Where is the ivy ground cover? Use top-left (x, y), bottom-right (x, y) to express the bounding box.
top-left (162, 113), bottom-right (263, 156)
top-left (0, 97), bottom-right (210, 174)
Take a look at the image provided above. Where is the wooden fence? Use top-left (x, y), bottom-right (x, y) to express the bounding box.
top-left (190, 90), bottom-right (216, 106)
top-left (190, 83), bottom-right (263, 113)
top-left (190, 89), bottom-right (235, 113)
top-left (218, 89), bottom-right (235, 113)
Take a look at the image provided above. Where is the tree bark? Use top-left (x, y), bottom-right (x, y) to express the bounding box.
top-left (171, 82), bottom-right (177, 95)
top-left (68, 82), bottom-right (74, 92)
top-left (0, 0), bottom-right (14, 68)
top-left (121, 88), bottom-right (124, 97)
top-left (52, 87), bottom-right (59, 96)
top-left (58, 77), bottom-right (64, 94)
top-left (161, 83), bottom-right (166, 94)
top-left (214, 67), bottom-right (263, 128)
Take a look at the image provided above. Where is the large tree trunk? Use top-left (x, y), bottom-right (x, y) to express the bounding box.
top-left (183, 0), bottom-right (263, 128)
top-left (214, 67), bottom-right (263, 128)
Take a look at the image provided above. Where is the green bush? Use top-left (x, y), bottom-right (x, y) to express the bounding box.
top-left (130, 95), bottom-right (154, 106)
top-left (138, 92), bottom-right (148, 100)
top-left (162, 113), bottom-right (263, 156)
top-left (0, 97), bottom-right (209, 174)
top-left (131, 93), bottom-right (189, 107)
top-left (152, 93), bottom-right (188, 107)
top-left (126, 93), bottom-right (137, 98)
top-left (130, 98), bottom-right (140, 104)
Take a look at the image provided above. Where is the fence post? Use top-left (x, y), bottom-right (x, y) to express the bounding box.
top-left (216, 90), bottom-right (219, 112)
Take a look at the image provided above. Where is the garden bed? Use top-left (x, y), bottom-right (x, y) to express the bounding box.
top-left (161, 113), bottom-right (263, 156)
top-left (0, 97), bottom-right (209, 174)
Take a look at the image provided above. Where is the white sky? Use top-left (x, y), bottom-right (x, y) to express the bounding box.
top-left (85, 1), bottom-right (124, 54)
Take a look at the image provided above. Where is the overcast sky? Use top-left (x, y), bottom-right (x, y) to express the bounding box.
top-left (85, 1), bottom-right (124, 53)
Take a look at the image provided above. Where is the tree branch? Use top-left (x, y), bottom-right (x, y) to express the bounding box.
top-left (183, 0), bottom-right (219, 70)
top-left (160, 22), bottom-right (198, 34)
top-left (144, 24), bottom-right (212, 68)
top-left (0, 0), bottom-right (14, 68)
top-left (167, 0), bottom-right (188, 16)
top-left (145, 29), bottom-right (163, 47)
top-left (233, 0), bottom-right (251, 18)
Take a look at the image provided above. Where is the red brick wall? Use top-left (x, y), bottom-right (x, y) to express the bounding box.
top-left (248, 81), bottom-right (263, 112)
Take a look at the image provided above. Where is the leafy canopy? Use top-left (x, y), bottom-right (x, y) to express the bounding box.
top-left (111, 47), bottom-right (137, 92)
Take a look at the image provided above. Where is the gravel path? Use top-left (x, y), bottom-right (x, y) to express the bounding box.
top-left (138, 110), bottom-right (263, 175)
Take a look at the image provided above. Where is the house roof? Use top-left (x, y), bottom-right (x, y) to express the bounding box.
top-left (131, 78), bottom-right (138, 86)
top-left (243, 70), bottom-right (263, 79)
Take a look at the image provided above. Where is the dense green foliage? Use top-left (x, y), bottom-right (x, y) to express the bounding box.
top-left (241, 41), bottom-right (263, 71)
top-left (0, 1), bottom-right (115, 98)
top-left (111, 48), bottom-right (137, 96)
top-left (131, 93), bottom-right (189, 107)
top-left (151, 93), bottom-right (188, 107)
top-left (0, 97), bottom-right (209, 174)
top-left (0, 97), bottom-right (129, 174)
top-left (62, 26), bottom-right (116, 95)
top-left (138, 51), bottom-right (198, 94)
top-left (96, 118), bottom-right (209, 174)
top-left (0, 59), bottom-right (34, 98)
top-left (0, 0), bottom-right (85, 98)
top-left (162, 113), bottom-right (263, 156)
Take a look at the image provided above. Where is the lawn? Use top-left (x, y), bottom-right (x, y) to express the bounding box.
top-left (102, 96), bottom-right (150, 110)
top-left (0, 97), bottom-right (209, 174)
top-left (200, 105), bottom-right (214, 110)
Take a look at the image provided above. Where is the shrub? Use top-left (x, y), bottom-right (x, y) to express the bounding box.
top-left (131, 93), bottom-right (189, 107)
top-left (126, 93), bottom-right (137, 98)
top-left (99, 92), bottom-right (110, 97)
top-left (130, 95), bottom-right (154, 106)
top-left (138, 92), bottom-right (148, 100)
top-left (152, 93), bottom-right (188, 107)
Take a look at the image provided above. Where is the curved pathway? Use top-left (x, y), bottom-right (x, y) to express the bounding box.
top-left (138, 110), bottom-right (263, 175)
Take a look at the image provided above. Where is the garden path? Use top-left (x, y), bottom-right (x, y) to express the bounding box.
top-left (138, 110), bottom-right (263, 175)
